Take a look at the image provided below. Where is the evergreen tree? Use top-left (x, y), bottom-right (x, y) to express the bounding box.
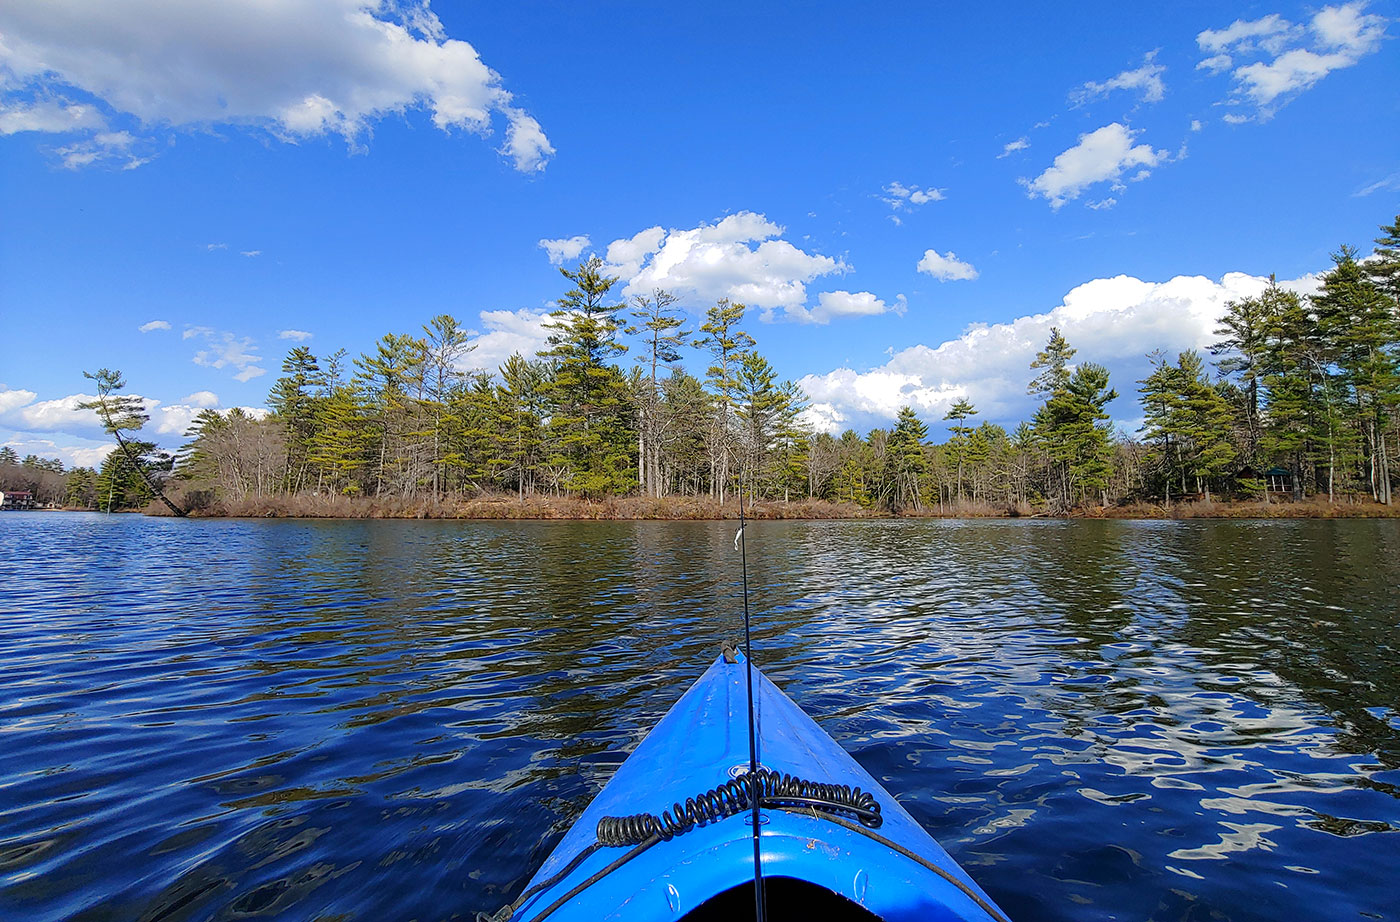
top-left (539, 256), bottom-right (634, 497)
top-left (1035, 361), bottom-right (1118, 507)
top-left (942, 398), bottom-right (977, 501)
top-left (886, 406), bottom-right (929, 512)
top-left (627, 289), bottom-right (687, 496)
top-left (1139, 350), bottom-right (1237, 500)
top-left (696, 298), bottom-right (755, 502)
top-left (1313, 247), bottom-right (1398, 503)
top-left (79, 368), bottom-right (185, 515)
top-left (1028, 327), bottom-right (1075, 397)
top-left (268, 346), bottom-right (321, 493)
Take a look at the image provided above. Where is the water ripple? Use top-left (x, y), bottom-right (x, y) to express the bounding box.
top-left (1, 515), bottom-right (1397, 921)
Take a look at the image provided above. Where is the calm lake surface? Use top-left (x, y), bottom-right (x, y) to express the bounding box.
top-left (1, 514), bottom-right (1398, 921)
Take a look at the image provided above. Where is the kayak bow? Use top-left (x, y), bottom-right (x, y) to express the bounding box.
top-left (488, 651), bottom-right (1011, 922)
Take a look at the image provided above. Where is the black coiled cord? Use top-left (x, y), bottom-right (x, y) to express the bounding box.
top-left (596, 768), bottom-right (882, 846)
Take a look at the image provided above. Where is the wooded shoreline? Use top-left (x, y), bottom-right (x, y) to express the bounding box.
top-left (133, 494), bottom-right (1400, 520)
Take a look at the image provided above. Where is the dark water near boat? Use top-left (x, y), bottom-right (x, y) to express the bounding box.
top-left (2, 514), bottom-right (1398, 921)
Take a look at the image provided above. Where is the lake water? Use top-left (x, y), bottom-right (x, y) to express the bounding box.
top-left (1, 513), bottom-right (1398, 921)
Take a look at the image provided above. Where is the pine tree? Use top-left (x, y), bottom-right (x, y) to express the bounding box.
top-left (942, 398), bottom-right (977, 501)
top-left (1313, 247), bottom-right (1398, 503)
top-left (627, 289), bottom-right (687, 496)
top-left (539, 256), bottom-right (634, 497)
top-left (886, 406), bottom-right (929, 512)
top-left (79, 368), bottom-right (185, 515)
top-left (696, 298), bottom-right (755, 503)
top-left (1028, 327), bottom-right (1075, 397)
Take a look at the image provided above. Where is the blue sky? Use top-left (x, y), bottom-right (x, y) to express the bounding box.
top-left (2, 0), bottom-right (1397, 467)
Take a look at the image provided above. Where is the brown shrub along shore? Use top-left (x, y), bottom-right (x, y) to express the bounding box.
top-left (142, 492), bottom-right (1400, 520)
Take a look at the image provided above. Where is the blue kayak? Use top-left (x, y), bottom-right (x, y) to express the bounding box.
top-left (482, 649), bottom-right (1012, 922)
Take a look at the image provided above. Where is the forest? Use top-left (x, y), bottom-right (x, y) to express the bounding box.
top-left (8, 215), bottom-right (1398, 518)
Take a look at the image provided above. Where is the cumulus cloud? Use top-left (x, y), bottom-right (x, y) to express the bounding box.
top-left (798, 270), bottom-right (1322, 435)
top-left (463, 308), bottom-right (554, 372)
top-left (539, 235), bottom-right (591, 265)
top-left (881, 182), bottom-right (946, 211)
top-left (917, 250), bottom-right (979, 282)
top-left (786, 291), bottom-right (904, 325)
top-left (139, 319), bottom-right (171, 333)
top-left (278, 329), bottom-right (313, 341)
top-left (1071, 51), bottom-right (1167, 106)
top-left (998, 138), bottom-right (1029, 159)
top-left (0, 0), bottom-right (552, 171)
top-left (185, 328), bottom-right (265, 382)
top-left (1198, 3), bottom-right (1386, 119)
top-left (602, 212), bottom-right (846, 319)
top-left (0, 386), bottom-right (39, 415)
top-left (0, 390), bottom-right (157, 436)
top-left (181, 391), bottom-right (220, 408)
top-left (1023, 123), bottom-right (1171, 209)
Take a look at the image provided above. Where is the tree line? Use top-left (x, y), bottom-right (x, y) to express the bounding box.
top-left (49, 214), bottom-right (1400, 514)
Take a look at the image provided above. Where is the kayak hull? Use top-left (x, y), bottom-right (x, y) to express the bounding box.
top-left (506, 653), bottom-right (1009, 922)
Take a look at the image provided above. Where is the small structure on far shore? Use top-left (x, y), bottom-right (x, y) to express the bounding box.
top-left (0, 490), bottom-right (36, 510)
top-left (1263, 467), bottom-right (1294, 496)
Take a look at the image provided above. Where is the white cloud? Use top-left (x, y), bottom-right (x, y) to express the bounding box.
top-left (206, 244), bottom-right (227, 252)
top-left (1071, 52), bottom-right (1167, 106)
top-left (1190, 119), bottom-right (1203, 132)
top-left (603, 212), bottom-right (846, 317)
top-left (155, 404), bottom-right (208, 436)
top-left (604, 227), bottom-right (667, 280)
top-left (1197, 13), bottom-right (1301, 56)
top-left (500, 106), bottom-right (553, 172)
top-left (1355, 171), bottom-right (1400, 197)
top-left (0, 387), bottom-right (39, 415)
top-left (1023, 123), bottom-right (1171, 209)
top-left (539, 235), bottom-right (591, 265)
top-left (0, 390), bottom-right (159, 436)
top-left (786, 290), bottom-right (902, 325)
top-left (0, 98), bottom-right (104, 134)
top-left (278, 329), bottom-right (313, 341)
top-left (0, 0), bottom-right (551, 171)
top-left (186, 328), bottom-right (265, 381)
top-left (139, 319), bottom-right (171, 333)
top-left (54, 129), bottom-right (149, 170)
top-left (798, 270), bottom-right (1322, 434)
top-left (998, 138), bottom-right (1029, 159)
top-left (917, 249), bottom-right (979, 282)
top-left (463, 308), bottom-right (554, 372)
top-left (1196, 54), bottom-right (1235, 75)
top-left (181, 391), bottom-right (220, 408)
top-left (1198, 3), bottom-right (1386, 118)
top-left (240, 250), bottom-right (261, 257)
top-left (881, 181), bottom-right (946, 211)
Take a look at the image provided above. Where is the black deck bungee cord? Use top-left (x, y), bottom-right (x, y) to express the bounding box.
top-left (595, 766), bottom-right (882, 845)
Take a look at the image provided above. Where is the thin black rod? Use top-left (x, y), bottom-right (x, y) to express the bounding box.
top-left (737, 487), bottom-right (766, 922)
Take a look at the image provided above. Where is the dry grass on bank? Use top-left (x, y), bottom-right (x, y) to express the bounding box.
top-left (159, 491), bottom-right (875, 521)
top-left (1103, 496), bottom-right (1400, 519)
top-left (144, 489), bottom-right (1400, 520)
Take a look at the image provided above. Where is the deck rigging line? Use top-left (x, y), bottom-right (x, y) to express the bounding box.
top-left (736, 489), bottom-right (767, 922)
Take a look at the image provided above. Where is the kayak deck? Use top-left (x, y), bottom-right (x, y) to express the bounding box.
top-left (499, 652), bottom-right (1010, 922)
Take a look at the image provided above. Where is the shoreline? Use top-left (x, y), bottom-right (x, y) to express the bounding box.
top-left (116, 494), bottom-right (1400, 521)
